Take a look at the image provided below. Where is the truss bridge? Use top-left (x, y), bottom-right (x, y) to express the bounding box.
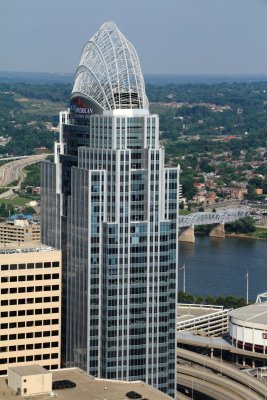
top-left (178, 208), bottom-right (249, 242)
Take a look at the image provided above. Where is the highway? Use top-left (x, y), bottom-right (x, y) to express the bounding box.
top-left (177, 364), bottom-right (263, 400)
top-left (176, 390), bottom-right (192, 400)
top-left (177, 348), bottom-right (267, 398)
top-left (0, 154), bottom-right (48, 195)
top-left (177, 333), bottom-right (267, 361)
top-left (177, 373), bottom-right (245, 400)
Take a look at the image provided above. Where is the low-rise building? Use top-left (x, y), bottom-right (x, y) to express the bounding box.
top-left (0, 241), bottom-right (61, 375)
top-left (205, 191), bottom-right (217, 202)
top-left (255, 188), bottom-right (263, 195)
top-left (0, 215), bottom-right (40, 244)
top-left (229, 187), bottom-right (248, 200)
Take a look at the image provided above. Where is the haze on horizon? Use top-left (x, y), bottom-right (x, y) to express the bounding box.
top-left (1, 0), bottom-right (267, 76)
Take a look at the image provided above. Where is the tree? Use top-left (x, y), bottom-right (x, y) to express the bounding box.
top-left (225, 217), bottom-right (256, 234)
top-left (180, 175), bottom-right (197, 200)
top-left (22, 206), bottom-right (36, 215)
top-left (179, 202), bottom-right (184, 210)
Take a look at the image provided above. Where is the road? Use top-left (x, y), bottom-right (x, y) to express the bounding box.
top-left (177, 373), bottom-right (245, 400)
top-left (0, 154), bottom-right (48, 198)
top-left (177, 364), bottom-right (263, 400)
top-left (177, 348), bottom-right (267, 398)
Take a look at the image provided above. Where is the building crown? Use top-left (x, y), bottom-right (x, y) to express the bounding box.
top-left (71, 21), bottom-right (149, 112)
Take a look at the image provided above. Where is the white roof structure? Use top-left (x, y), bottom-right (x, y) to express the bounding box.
top-left (230, 303), bottom-right (267, 323)
top-left (72, 21), bottom-right (149, 111)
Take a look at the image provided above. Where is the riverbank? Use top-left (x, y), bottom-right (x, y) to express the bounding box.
top-left (226, 226), bottom-right (267, 240)
top-left (196, 230), bottom-right (267, 240)
top-left (196, 224), bottom-right (267, 240)
top-left (225, 232), bottom-right (267, 240)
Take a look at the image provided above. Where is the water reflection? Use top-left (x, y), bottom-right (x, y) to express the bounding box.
top-left (179, 236), bottom-right (267, 301)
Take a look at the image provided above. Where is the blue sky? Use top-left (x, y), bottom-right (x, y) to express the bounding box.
top-left (1, 0), bottom-right (267, 75)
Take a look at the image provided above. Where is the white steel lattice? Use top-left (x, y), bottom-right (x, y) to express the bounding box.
top-left (72, 21), bottom-right (149, 111)
top-left (179, 208), bottom-right (249, 227)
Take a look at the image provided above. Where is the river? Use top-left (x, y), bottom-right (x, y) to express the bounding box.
top-left (179, 236), bottom-right (267, 302)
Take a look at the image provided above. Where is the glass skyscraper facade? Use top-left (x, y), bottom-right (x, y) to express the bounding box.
top-left (41, 21), bottom-right (179, 398)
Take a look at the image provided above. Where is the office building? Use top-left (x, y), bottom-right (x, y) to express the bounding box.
top-left (0, 214), bottom-right (40, 244)
top-left (41, 21), bottom-right (179, 397)
top-left (0, 242), bottom-right (61, 375)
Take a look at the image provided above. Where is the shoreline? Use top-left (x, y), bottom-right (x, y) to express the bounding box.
top-left (225, 233), bottom-right (267, 241)
top-left (195, 232), bottom-right (267, 240)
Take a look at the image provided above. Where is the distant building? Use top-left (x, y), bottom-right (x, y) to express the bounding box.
top-left (193, 182), bottom-right (204, 190)
top-left (192, 194), bottom-right (206, 203)
top-left (255, 188), bottom-right (263, 195)
top-left (229, 188), bottom-right (248, 200)
top-left (0, 215), bottom-right (40, 244)
top-left (34, 147), bottom-right (49, 154)
top-left (205, 191), bottom-right (217, 202)
top-left (223, 135), bottom-right (238, 142)
top-left (0, 241), bottom-right (61, 375)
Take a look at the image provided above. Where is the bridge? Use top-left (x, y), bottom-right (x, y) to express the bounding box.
top-left (178, 208), bottom-right (249, 242)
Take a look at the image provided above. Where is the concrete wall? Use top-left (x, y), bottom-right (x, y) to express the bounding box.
top-left (8, 368), bottom-right (52, 395)
top-left (230, 321), bottom-right (267, 349)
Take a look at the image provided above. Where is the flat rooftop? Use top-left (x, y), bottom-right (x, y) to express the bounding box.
top-left (177, 304), bottom-right (227, 324)
top-left (0, 368), bottom-right (171, 400)
top-left (0, 240), bottom-right (56, 254)
top-left (9, 365), bottom-right (50, 376)
top-left (230, 303), bottom-right (267, 325)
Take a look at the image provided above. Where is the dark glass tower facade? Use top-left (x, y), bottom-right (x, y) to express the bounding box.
top-left (41, 21), bottom-right (179, 398)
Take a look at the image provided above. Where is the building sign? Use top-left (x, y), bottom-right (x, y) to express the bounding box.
top-left (70, 97), bottom-right (93, 119)
top-left (262, 332), bottom-right (267, 339)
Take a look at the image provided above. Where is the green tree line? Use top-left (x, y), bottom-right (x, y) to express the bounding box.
top-left (178, 291), bottom-right (247, 309)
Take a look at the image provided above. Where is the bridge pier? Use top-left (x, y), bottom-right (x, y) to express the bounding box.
top-left (209, 223), bottom-right (225, 239)
top-left (179, 226), bottom-right (195, 243)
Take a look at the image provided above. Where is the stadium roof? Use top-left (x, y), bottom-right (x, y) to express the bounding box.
top-left (230, 303), bottom-right (267, 326)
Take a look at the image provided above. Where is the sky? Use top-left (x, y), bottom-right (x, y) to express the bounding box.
top-left (1, 0), bottom-right (267, 75)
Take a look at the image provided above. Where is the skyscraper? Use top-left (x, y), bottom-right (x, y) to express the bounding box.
top-left (41, 21), bottom-right (179, 398)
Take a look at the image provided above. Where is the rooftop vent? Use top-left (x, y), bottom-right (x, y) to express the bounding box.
top-left (52, 380), bottom-right (76, 390)
top-left (126, 391), bottom-right (142, 399)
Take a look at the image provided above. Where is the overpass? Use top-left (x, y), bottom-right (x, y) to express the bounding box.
top-left (0, 154), bottom-right (48, 199)
top-left (177, 370), bottom-right (262, 400)
top-left (177, 347), bottom-right (267, 399)
top-left (178, 208), bottom-right (249, 242)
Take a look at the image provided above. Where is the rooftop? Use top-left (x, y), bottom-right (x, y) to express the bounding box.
top-left (0, 240), bottom-right (56, 254)
top-left (8, 365), bottom-right (50, 377)
top-left (0, 368), bottom-right (171, 400)
top-left (7, 213), bottom-right (33, 221)
top-left (177, 304), bottom-right (226, 323)
top-left (230, 302), bottom-right (267, 325)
